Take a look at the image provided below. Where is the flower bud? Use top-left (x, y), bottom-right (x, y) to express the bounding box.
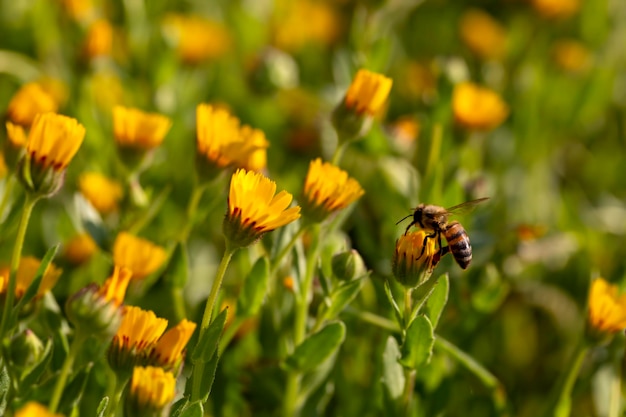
top-left (331, 250), bottom-right (366, 282)
top-left (65, 283), bottom-right (123, 341)
top-left (8, 329), bottom-right (44, 371)
top-left (392, 231), bottom-right (440, 288)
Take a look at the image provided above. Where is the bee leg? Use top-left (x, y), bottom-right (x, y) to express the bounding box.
top-left (439, 246), bottom-right (450, 257)
top-left (418, 232), bottom-right (438, 259)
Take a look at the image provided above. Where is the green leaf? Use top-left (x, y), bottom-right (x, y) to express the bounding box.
top-left (96, 397), bottom-right (109, 417)
top-left (285, 322), bottom-right (346, 373)
top-left (58, 363), bottom-right (92, 414)
top-left (324, 278), bottom-right (365, 321)
top-left (191, 309), bottom-right (227, 364)
top-left (0, 365), bottom-right (9, 416)
top-left (400, 315), bottom-right (434, 370)
top-left (382, 336), bottom-right (405, 401)
top-left (178, 400), bottom-right (204, 417)
top-left (426, 274), bottom-right (449, 329)
top-left (384, 281), bottom-right (403, 327)
top-left (19, 338), bottom-right (53, 394)
top-left (237, 257), bottom-right (269, 317)
top-left (163, 242), bottom-right (189, 288)
top-left (170, 397), bottom-right (188, 417)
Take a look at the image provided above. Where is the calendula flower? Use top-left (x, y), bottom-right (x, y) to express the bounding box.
top-left (7, 83), bottom-right (58, 127)
top-left (108, 306), bottom-right (168, 375)
top-left (552, 40), bottom-right (591, 73)
top-left (113, 232), bottom-right (167, 279)
top-left (64, 233), bottom-right (98, 265)
top-left (392, 231), bottom-right (440, 288)
top-left (301, 158), bottom-right (364, 222)
top-left (0, 153), bottom-right (7, 178)
top-left (0, 256), bottom-right (62, 298)
top-left (162, 14), bottom-right (230, 64)
top-left (65, 266), bottom-right (132, 339)
top-left (5, 122), bottom-right (27, 148)
top-left (531, 0), bottom-right (579, 19)
top-left (273, 0), bottom-right (340, 52)
top-left (127, 366), bottom-right (176, 416)
top-left (113, 106), bottom-right (172, 167)
top-left (195, 104), bottom-right (269, 180)
top-left (460, 9), bottom-right (506, 60)
top-left (452, 82), bottom-right (509, 131)
top-left (79, 172), bottom-right (123, 214)
top-left (223, 169), bottom-right (301, 248)
top-left (60, 0), bottom-right (94, 22)
top-left (149, 319), bottom-right (196, 370)
top-left (15, 402), bottom-right (63, 417)
top-left (83, 19), bottom-right (113, 59)
top-left (586, 278), bottom-right (626, 339)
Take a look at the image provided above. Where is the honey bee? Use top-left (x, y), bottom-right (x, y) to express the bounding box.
top-left (396, 198), bottom-right (489, 269)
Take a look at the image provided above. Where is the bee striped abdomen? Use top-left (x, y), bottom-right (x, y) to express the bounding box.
top-left (444, 221), bottom-right (472, 269)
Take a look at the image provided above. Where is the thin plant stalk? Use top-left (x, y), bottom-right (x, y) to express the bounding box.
top-left (49, 333), bottom-right (87, 413)
top-left (106, 373), bottom-right (129, 417)
top-left (0, 174), bottom-right (15, 223)
top-left (543, 340), bottom-right (588, 417)
top-left (401, 287), bottom-right (415, 415)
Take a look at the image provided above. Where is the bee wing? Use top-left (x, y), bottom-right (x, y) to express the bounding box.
top-left (445, 197), bottom-right (490, 216)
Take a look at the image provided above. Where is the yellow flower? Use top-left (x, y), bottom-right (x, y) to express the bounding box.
top-left (452, 82), bottom-right (509, 131)
top-left (531, 0), bottom-right (579, 19)
top-left (195, 104), bottom-right (269, 179)
top-left (112, 232), bottom-right (167, 279)
top-left (150, 319), bottom-right (197, 370)
top-left (0, 256), bottom-right (62, 298)
top-left (552, 40), bottom-right (591, 73)
top-left (83, 19), bottom-right (113, 59)
top-left (223, 169), bottom-right (301, 248)
top-left (128, 366), bottom-right (176, 414)
top-left (99, 266), bottom-right (133, 306)
top-left (7, 83), bottom-right (58, 127)
top-left (459, 9), bottom-right (506, 60)
top-left (345, 69), bottom-right (393, 116)
top-left (301, 158), bottom-right (364, 222)
top-left (0, 153), bottom-right (6, 178)
top-left (5, 122), bottom-right (28, 148)
top-left (26, 113), bottom-right (86, 171)
top-left (60, 0), bottom-right (94, 22)
top-left (64, 233), bottom-right (98, 265)
top-left (162, 14), bottom-right (230, 64)
top-left (587, 278), bottom-right (626, 336)
top-left (79, 172), bottom-right (123, 214)
top-left (273, 0), bottom-right (340, 52)
top-left (113, 106), bottom-right (172, 151)
top-left (16, 402), bottom-right (64, 417)
top-left (392, 231), bottom-right (440, 288)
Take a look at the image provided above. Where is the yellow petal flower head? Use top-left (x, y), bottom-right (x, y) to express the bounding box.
top-left (149, 319), bottom-right (197, 370)
top-left (392, 231), bottom-right (440, 288)
top-left (531, 0), bottom-right (579, 19)
top-left (195, 104), bottom-right (269, 181)
top-left (452, 82), bottom-right (509, 131)
top-left (99, 266), bottom-right (133, 306)
top-left (272, 0), bottom-right (340, 52)
top-left (61, 0), bottom-right (94, 22)
top-left (127, 366), bottom-right (176, 415)
top-left (460, 9), bottom-right (507, 60)
top-left (224, 169), bottom-right (301, 248)
top-left (16, 402), bottom-right (64, 417)
top-left (7, 83), bottom-right (58, 127)
top-left (113, 232), bottom-right (167, 279)
top-left (162, 14), bottom-right (231, 64)
top-left (552, 40), bottom-right (592, 74)
top-left (301, 158), bottom-right (364, 223)
top-left (83, 19), bottom-right (113, 60)
top-left (586, 278), bottom-right (626, 339)
top-left (109, 306), bottom-right (168, 375)
top-left (345, 69), bottom-right (393, 116)
top-left (0, 256), bottom-right (62, 298)
top-left (5, 121), bottom-right (27, 148)
top-left (79, 172), bottom-right (123, 214)
top-left (63, 232), bottom-right (98, 265)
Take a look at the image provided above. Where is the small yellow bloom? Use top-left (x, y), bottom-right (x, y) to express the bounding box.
top-left (0, 153), bottom-right (6, 178)
top-left (452, 82), bottom-right (509, 131)
top-left (273, 0), bottom-right (340, 52)
top-left (224, 169), bottom-right (301, 248)
top-left (552, 40), bottom-right (591, 73)
top-left (64, 233), bottom-right (98, 265)
top-left (150, 319), bottom-right (196, 370)
top-left (16, 402), bottom-right (64, 417)
top-left (26, 113), bottom-right (86, 171)
top-left (162, 14), bottom-right (230, 64)
top-left (128, 366), bottom-right (176, 413)
top-left (0, 256), bottom-right (62, 298)
top-left (301, 158), bottom-right (364, 222)
top-left (195, 104), bottom-right (269, 179)
top-left (83, 19), bottom-right (113, 59)
top-left (112, 232), bottom-right (167, 279)
top-left (79, 172), bottom-right (124, 214)
top-left (60, 0), bottom-right (94, 22)
top-left (113, 106), bottom-right (172, 150)
top-left (7, 83), bottom-right (58, 127)
top-left (5, 122), bottom-right (28, 148)
top-left (99, 266), bottom-right (133, 306)
top-left (392, 231), bottom-right (440, 288)
top-left (531, 0), bottom-right (579, 19)
top-left (587, 278), bottom-right (626, 336)
top-left (345, 69), bottom-right (393, 116)
top-left (460, 9), bottom-right (506, 60)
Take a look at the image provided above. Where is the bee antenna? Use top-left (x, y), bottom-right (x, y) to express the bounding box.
top-left (395, 213), bottom-right (413, 226)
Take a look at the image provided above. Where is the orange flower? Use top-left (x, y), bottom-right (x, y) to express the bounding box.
top-left (7, 83), bottom-right (58, 127)
top-left (452, 82), bottom-right (509, 131)
top-left (113, 232), bottom-right (167, 279)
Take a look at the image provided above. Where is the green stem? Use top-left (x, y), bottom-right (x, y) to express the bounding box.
top-left (0, 194), bottom-right (38, 340)
top-left (283, 224), bottom-right (321, 417)
top-left (49, 334), bottom-right (86, 413)
top-left (331, 141), bottom-right (350, 166)
top-left (171, 287), bottom-right (187, 322)
top-left (270, 225), bottom-right (307, 275)
top-left (106, 374), bottom-right (128, 417)
top-left (425, 124), bottom-right (442, 179)
top-left (401, 288), bottom-right (414, 414)
top-left (344, 308), bottom-right (400, 332)
top-left (0, 174), bottom-right (15, 223)
top-left (545, 341), bottom-right (588, 417)
top-left (190, 243), bottom-right (236, 403)
top-left (179, 183), bottom-right (208, 242)
top-left (435, 336), bottom-right (509, 416)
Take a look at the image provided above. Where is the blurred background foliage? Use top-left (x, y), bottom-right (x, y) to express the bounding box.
top-left (1, 0), bottom-right (626, 416)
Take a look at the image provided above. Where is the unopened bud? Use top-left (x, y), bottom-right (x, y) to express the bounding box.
top-left (332, 250), bottom-right (366, 282)
top-left (65, 283), bottom-right (123, 341)
top-left (9, 329), bottom-right (44, 370)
